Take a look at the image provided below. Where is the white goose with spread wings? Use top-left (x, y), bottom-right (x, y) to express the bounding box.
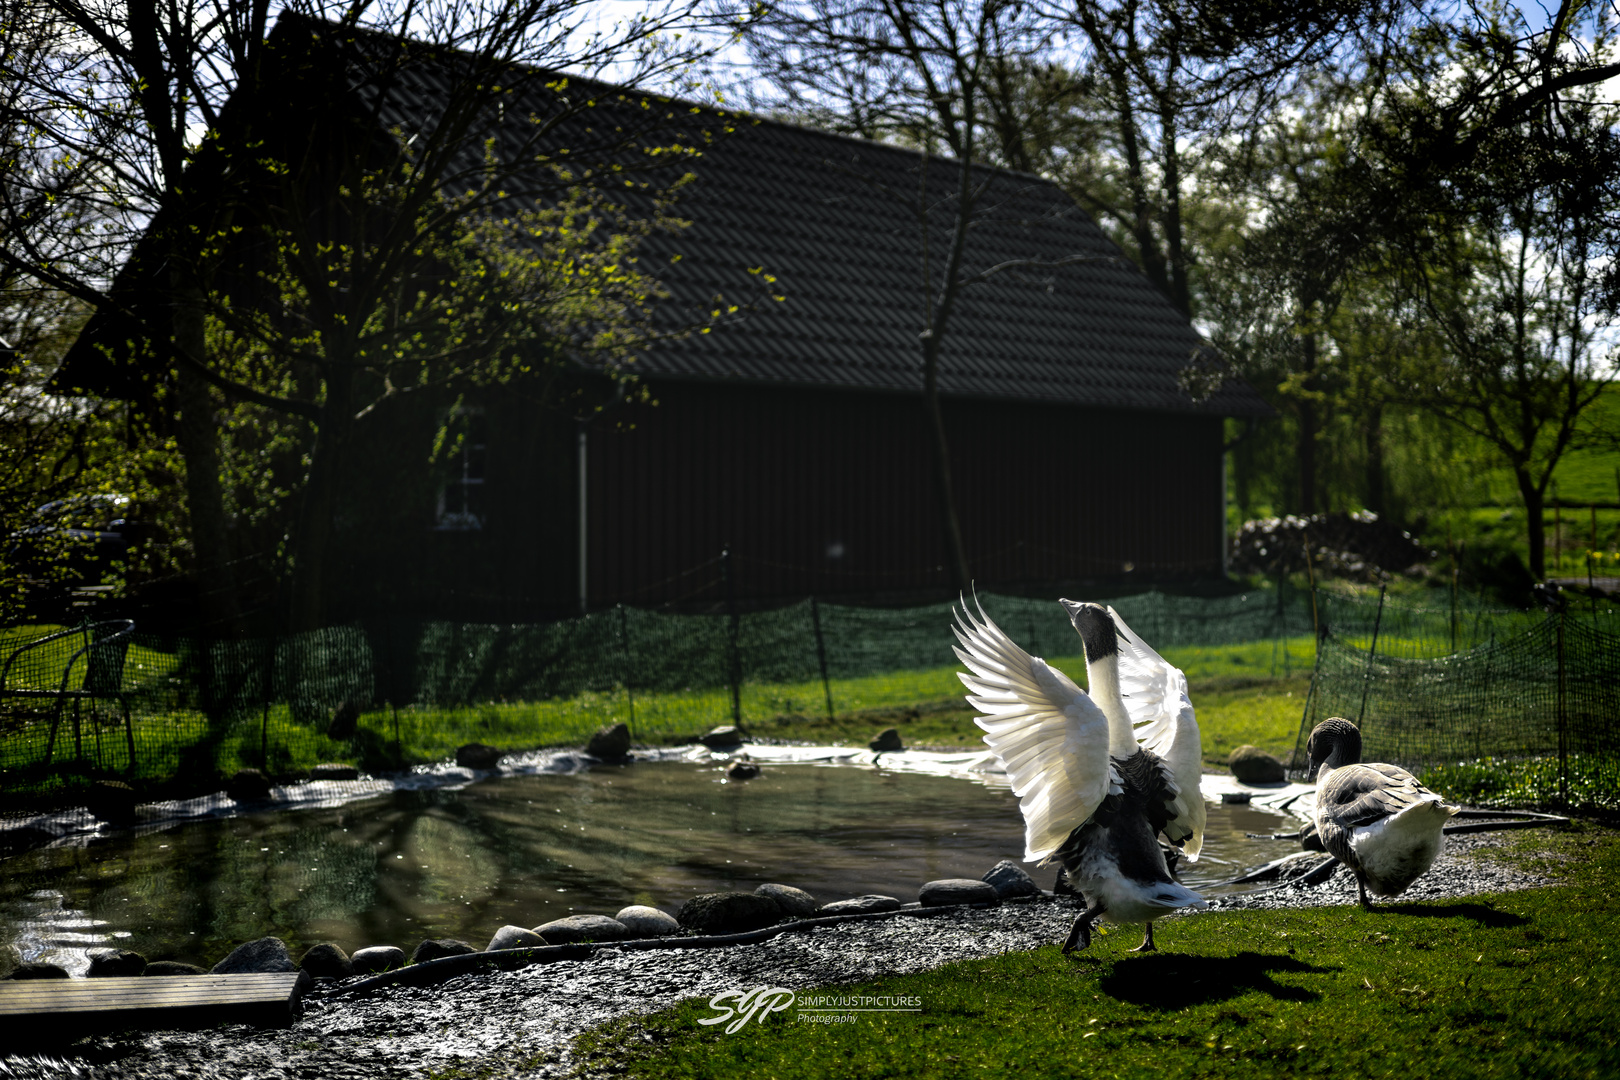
top-left (954, 599), bottom-right (1206, 953)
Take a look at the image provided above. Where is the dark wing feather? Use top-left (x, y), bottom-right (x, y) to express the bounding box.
top-left (1116, 747), bottom-right (1187, 844)
top-left (1321, 763), bottom-right (1432, 828)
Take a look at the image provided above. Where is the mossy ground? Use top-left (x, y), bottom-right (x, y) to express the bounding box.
top-left (570, 822), bottom-right (1620, 1080)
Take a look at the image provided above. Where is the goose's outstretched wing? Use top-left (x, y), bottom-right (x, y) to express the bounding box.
top-left (1109, 607), bottom-right (1206, 860)
top-left (954, 600), bottom-right (1117, 864)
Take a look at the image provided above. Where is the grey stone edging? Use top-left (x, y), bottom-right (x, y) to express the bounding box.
top-left (326, 897), bottom-right (1036, 999)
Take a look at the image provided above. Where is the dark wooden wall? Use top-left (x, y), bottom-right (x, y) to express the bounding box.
top-left (325, 379), bottom-right (1224, 621)
top-left (583, 381), bottom-right (1225, 609)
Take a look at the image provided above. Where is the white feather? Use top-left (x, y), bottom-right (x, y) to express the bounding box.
top-left (1108, 606), bottom-right (1206, 860)
top-left (953, 600), bottom-right (1115, 863)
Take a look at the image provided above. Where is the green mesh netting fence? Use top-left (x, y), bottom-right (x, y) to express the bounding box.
top-left (1295, 588), bottom-right (1620, 811)
top-left (0, 586), bottom-right (1313, 808)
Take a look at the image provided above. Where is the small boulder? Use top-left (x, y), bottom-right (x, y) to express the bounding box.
top-left (817, 894), bottom-right (902, 916)
top-left (615, 905), bottom-right (679, 938)
top-left (981, 860), bottom-right (1041, 899)
top-left (410, 939), bottom-right (476, 964)
top-left (328, 699), bottom-right (361, 740)
top-left (869, 728), bottom-right (904, 753)
top-left (212, 936), bottom-right (295, 975)
top-left (144, 961), bottom-right (208, 976)
top-left (487, 925), bottom-right (547, 951)
top-left (309, 763), bottom-right (360, 781)
top-left (87, 949), bottom-right (148, 977)
top-left (5, 963), bottom-right (70, 980)
top-left (586, 722), bottom-right (632, 760)
top-left (699, 726), bottom-right (745, 750)
top-left (86, 780), bottom-right (139, 824)
top-left (349, 945), bottom-right (406, 975)
top-left (455, 743), bottom-right (502, 770)
top-left (755, 883), bottom-right (817, 918)
top-left (533, 914), bottom-right (628, 944)
top-left (226, 768), bottom-right (273, 803)
top-left (919, 878), bottom-right (999, 907)
top-left (677, 892), bottom-right (781, 934)
top-left (1229, 745), bottom-right (1286, 784)
top-left (726, 760), bottom-right (760, 780)
top-left (298, 943), bottom-right (354, 979)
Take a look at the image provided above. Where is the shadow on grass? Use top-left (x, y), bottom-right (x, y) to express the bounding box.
top-left (1097, 951), bottom-right (1332, 1009)
top-left (1375, 901), bottom-right (1530, 927)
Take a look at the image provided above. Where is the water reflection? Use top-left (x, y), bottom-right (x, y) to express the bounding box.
top-left (0, 761), bottom-right (1301, 972)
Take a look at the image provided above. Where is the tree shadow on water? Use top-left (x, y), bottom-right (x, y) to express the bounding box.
top-left (1097, 952), bottom-right (1334, 1009)
top-left (1375, 902), bottom-right (1529, 928)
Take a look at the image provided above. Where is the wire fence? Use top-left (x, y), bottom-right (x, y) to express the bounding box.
top-left (1294, 587), bottom-right (1620, 811)
top-left (5, 579), bottom-right (1618, 813)
top-left (0, 586), bottom-right (1313, 810)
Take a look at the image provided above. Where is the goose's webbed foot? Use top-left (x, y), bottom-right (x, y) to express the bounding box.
top-left (1062, 902), bottom-right (1107, 955)
top-left (1129, 922), bottom-right (1157, 952)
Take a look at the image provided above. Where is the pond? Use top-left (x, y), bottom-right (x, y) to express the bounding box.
top-left (0, 752), bottom-right (1303, 975)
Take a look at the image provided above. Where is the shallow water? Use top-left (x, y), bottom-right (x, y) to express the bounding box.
top-left (0, 758), bottom-right (1300, 974)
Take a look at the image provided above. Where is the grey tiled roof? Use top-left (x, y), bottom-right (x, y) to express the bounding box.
top-left (334, 20), bottom-right (1268, 417)
top-left (626, 115), bottom-right (1267, 415)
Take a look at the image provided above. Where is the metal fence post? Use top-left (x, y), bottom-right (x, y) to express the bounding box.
top-left (811, 595), bottom-right (834, 720)
top-left (723, 546), bottom-right (742, 730)
top-left (1357, 584), bottom-right (1387, 726)
top-left (618, 603), bottom-right (637, 739)
top-left (1557, 608), bottom-right (1569, 807)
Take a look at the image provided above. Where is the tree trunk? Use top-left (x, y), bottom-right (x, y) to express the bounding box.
top-left (922, 333), bottom-right (972, 590)
top-left (1297, 330), bottom-right (1319, 516)
top-left (172, 282), bottom-right (245, 636)
top-left (1517, 469), bottom-right (1547, 579)
top-left (287, 371), bottom-right (354, 631)
top-left (1364, 403), bottom-right (1386, 516)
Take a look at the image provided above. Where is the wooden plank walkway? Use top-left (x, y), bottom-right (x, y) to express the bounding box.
top-left (0, 972), bottom-right (309, 1046)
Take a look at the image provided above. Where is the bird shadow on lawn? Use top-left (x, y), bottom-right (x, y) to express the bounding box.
top-left (1094, 951), bottom-right (1333, 1009)
top-left (1372, 901), bottom-right (1529, 928)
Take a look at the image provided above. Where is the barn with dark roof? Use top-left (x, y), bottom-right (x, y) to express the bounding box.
top-left (56, 17), bottom-right (1271, 624)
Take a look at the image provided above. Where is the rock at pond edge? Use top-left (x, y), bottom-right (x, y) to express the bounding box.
top-left (615, 906), bottom-right (679, 938)
top-left (755, 883), bottom-right (818, 917)
top-left (488, 926), bottom-right (547, 951)
top-left (817, 895), bottom-right (902, 916)
top-left (212, 937), bottom-right (296, 974)
top-left (587, 723), bottom-right (632, 760)
top-left (350, 946), bottom-right (406, 975)
top-left (981, 860), bottom-right (1040, 899)
top-left (533, 914), bottom-right (629, 944)
top-left (678, 892), bottom-right (781, 934)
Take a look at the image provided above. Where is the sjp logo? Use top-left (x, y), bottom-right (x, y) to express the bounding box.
top-left (698, 987), bottom-right (796, 1034)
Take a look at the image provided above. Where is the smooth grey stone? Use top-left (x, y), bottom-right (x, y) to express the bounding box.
top-left (87, 948), bottom-right (147, 977)
top-left (699, 726), bottom-right (744, 750)
top-left (677, 892), bottom-right (780, 934)
top-left (455, 743), bottom-right (502, 769)
top-left (1229, 745), bottom-right (1286, 784)
top-left (587, 722), bottom-right (631, 760)
top-left (487, 925), bottom-right (547, 951)
top-left (298, 942), bottom-right (354, 979)
top-left (411, 939), bottom-right (476, 964)
top-left (226, 768), bottom-right (272, 803)
top-left (5, 963), bottom-right (69, 980)
top-left (726, 760), bottom-right (760, 779)
top-left (212, 936), bottom-right (295, 974)
top-left (755, 883), bottom-right (817, 917)
top-left (309, 763), bottom-right (360, 781)
top-left (817, 894), bottom-right (901, 916)
top-left (981, 860), bottom-right (1041, 899)
top-left (919, 878), bottom-right (999, 907)
top-left (349, 946), bottom-right (406, 975)
top-left (869, 727), bottom-right (904, 752)
top-left (144, 961), bottom-right (208, 976)
top-left (614, 906), bottom-right (679, 938)
top-left (533, 914), bottom-right (628, 944)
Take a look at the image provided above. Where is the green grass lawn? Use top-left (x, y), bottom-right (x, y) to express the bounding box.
top-left (566, 822), bottom-right (1620, 1080)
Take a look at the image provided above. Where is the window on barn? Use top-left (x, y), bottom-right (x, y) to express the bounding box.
top-left (435, 408), bottom-right (487, 531)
